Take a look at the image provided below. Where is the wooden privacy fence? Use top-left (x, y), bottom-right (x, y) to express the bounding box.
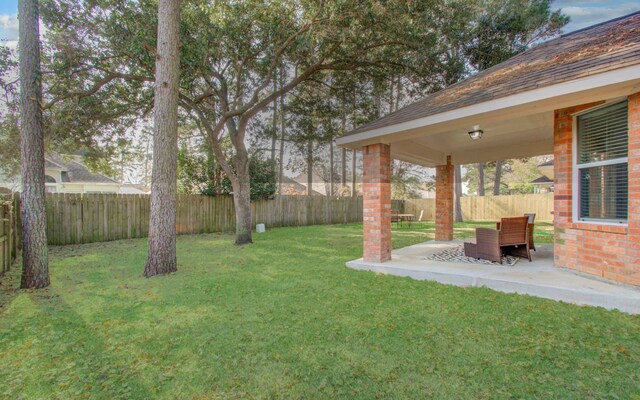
top-left (16, 193), bottom-right (553, 246)
top-left (403, 193), bottom-right (554, 222)
top-left (0, 198), bottom-right (18, 276)
top-left (42, 193), bottom-right (378, 245)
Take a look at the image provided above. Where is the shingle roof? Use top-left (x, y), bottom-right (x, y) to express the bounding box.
top-left (530, 175), bottom-right (553, 184)
top-left (346, 12), bottom-right (640, 137)
top-left (46, 154), bottom-right (118, 184)
top-left (281, 176), bottom-right (324, 196)
top-left (45, 159), bottom-right (64, 169)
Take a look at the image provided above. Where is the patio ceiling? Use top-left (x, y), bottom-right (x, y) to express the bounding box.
top-left (337, 69), bottom-right (640, 167)
top-left (386, 109), bottom-right (554, 166)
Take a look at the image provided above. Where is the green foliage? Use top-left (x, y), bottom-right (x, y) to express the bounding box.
top-left (391, 160), bottom-right (433, 199)
top-left (464, 158), bottom-right (548, 195)
top-left (0, 113), bottom-right (20, 178)
top-left (178, 143), bottom-right (277, 200)
top-left (219, 156), bottom-right (278, 201)
top-left (177, 144), bottom-right (221, 195)
top-left (1, 223), bottom-right (639, 399)
top-left (0, 45), bottom-right (20, 176)
top-left (465, 0), bottom-right (569, 71)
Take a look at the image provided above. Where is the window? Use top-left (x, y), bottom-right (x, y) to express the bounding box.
top-left (575, 101), bottom-right (628, 223)
top-left (44, 175), bottom-right (58, 193)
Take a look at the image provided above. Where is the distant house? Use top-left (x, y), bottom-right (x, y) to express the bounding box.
top-left (280, 176), bottom-right (323, 196)
top-left (0, 153), bottom-right (121, 194)
top-left (293, 172), bottom-right (335, 196)
top-left (119, 184), bottom-right (150, 195)
top-left (530, 159), bottom-right (554, 193)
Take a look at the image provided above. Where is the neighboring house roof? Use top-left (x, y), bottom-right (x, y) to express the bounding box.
top-left (281, 176), bottom-right (324, 196)
top-left (45, 159), bottom-right (65, 169)
top-left (344, 12), bottom-right (640, 138)
top-left (119, 184), bottom-right (149, 194)
top-left (530, 176), bottom-right (553, 185)
top-left (46, 153), bottom-right (118, 184)
top-left (292, 172), bottom-right (351, 184)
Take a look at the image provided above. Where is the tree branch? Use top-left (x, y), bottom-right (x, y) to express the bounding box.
top-left (43, 72), bottom-right (153, 110)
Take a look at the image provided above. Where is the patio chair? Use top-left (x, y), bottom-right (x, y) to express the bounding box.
top-left (464, 216), bottom-right (532, 264)
top-left (391, 210), bottom-right (400, 227)
top-left (463, 228), bottom-right (502, 263)
top-left (524, 213), bottom-right (536, 251)
top-left (497, 213), bottom-right (536, 251)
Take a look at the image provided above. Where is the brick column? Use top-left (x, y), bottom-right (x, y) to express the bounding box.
top-left (435, 156), bottom-right (453, 241)
top-left (362, 143), bottom-right (391, 263)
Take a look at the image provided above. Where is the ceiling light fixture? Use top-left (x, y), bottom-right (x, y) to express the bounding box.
top-left (468, 125), bottom-right (483, 140)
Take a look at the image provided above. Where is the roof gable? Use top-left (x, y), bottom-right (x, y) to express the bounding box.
top-left (46, 153), bottom-right (118, 184)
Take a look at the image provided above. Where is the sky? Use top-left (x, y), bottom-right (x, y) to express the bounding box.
top-left (1, 0), bottom-right (639, 44)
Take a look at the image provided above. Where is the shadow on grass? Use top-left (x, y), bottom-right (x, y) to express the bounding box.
top-left (0, 268), bottom-right (153, 398)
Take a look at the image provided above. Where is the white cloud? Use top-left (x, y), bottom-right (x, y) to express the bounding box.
top-left (0, 13), bottom-right (18, 41)
top-left (554, 1), bottom-right (640, 32)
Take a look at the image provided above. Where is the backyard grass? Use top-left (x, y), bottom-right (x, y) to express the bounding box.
top-left (0, 222), bottom-right (638, 399)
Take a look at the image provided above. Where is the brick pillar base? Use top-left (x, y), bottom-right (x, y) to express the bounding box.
top-left (435, 156), bottom-right (453, 241)
top-left (363, 143), bottom-right (391, 263)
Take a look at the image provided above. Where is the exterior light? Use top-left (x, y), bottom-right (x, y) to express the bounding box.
top-left (468, 125), bottom-right (483, 140)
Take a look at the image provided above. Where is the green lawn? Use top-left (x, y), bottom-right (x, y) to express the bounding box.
top-left (0, 222), bottom-right (638, 399)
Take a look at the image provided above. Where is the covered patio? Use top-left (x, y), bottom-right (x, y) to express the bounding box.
top-left (337, 13), bottom-right (640, 310)
top-left (346, 241), bottom-right (640, 313)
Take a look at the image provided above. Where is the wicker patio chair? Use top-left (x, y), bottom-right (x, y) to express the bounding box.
top-left (524, 213), bottom-right (536, 251)
top-left (465, 216), bottom-right (532, 264)
top-left (498, 214), bottom-right (536, 251)
top-left (463, 228), bottom-right (502, 263)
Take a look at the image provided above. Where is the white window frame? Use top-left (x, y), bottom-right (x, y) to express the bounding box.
top-left (571, 100), bottom-right (628, 225)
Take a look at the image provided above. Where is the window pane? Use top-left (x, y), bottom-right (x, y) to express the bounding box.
top-left (579, 163), bottom-right (627, 221)
top-left (577, 101), bottom-right (628, 164)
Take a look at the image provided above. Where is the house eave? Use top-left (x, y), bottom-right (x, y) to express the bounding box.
top-left (337, 64), bottom-right (640, 149)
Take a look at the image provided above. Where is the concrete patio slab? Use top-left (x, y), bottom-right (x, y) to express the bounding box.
top-left (346, 241), bottom-right (640, 314)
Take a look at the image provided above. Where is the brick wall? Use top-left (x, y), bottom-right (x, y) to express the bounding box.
top-left (435, 156), bottom-right (454, 241)
top-left (362, 143), bottom-right (392, 263)
top-left (554, 93), bottom-right (640, 286)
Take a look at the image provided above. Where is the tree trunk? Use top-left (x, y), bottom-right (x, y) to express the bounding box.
top-left (493, 160), bottom-right (502, 196)
top-left (277, 66), bottom-right (286, 194)
top-left (388, 79), bottom-right (395, 113)
top-left (329, 141), bottom-right (334, 196)
top-left (19, 0), bottom-right (49, 289)
top-left (351, 149), bottom-right (357, 197)
top-left (395, 76), bottom-right (402, 111)
top-left (454, 164), bottom-right (463, 223)
top-left (341, 114), bottom-right (347, 194)
top-left (477, 162), bottom-right (485, 196)
top-left (231, 164), bottom-right (253, 245)
top-left (341, 148), bottom-right (347, 193)
top-left (270, 73), bottom-right (278, 163)
top-left (144, 0), bottom-right (181, 277)
top-left (306, 140), bottom-right (313, 196)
